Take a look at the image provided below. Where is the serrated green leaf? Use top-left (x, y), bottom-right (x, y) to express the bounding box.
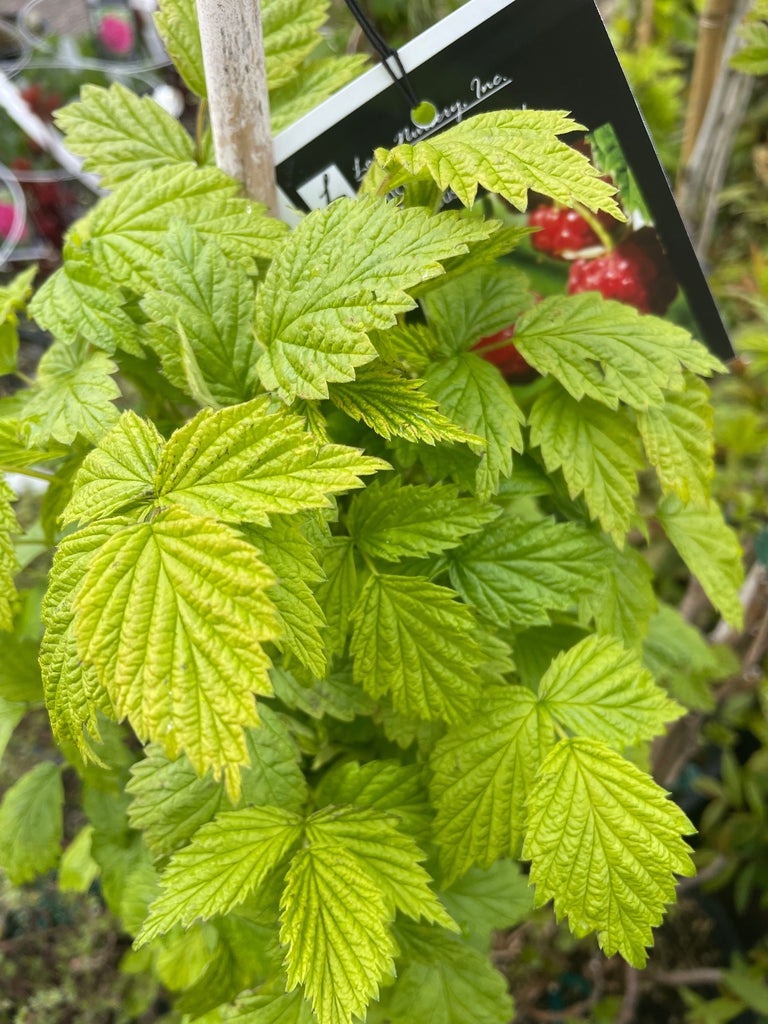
top-left (430, 686), bottom-right (554, 883)
top-left (175, 916), bottom-right (270, 1016)
top-left (314, 538), bottom-right (358, 656)
top-left (523, 737), bottom-right (695, 966)
top-left (637, 373), bottom-right (714, 506)
top-left (73, 508), bottom-right (279, 798)
top-left (0, 479), bottom-right (19, 630)
top-left (126, 744), bottom-right (226, 859)
top-left (80, 163), bottom-right (287, 291)
top-left (246, 519), bottom-right (327, 677)
top-left (255, 196), bottom-right (492, 401)
top-left (0, 419), bottom-right (67, 469)
top-left (307, 806), bottom-right (455, 929)
top-left (514, 293), bottom-right (723, 410)
top-left (657, 495), bottom-right (744, 628)
top-left (136, 805), bottom-right (304, 946)
top-left (733, 18), bottom-right (768, 74)
top-left (240, 706), bottom-right (308, 812)
top-left (280, 843), bottom-right (397, 1024)
top-left (270, 664), bottom-right (376, 722)
top-left (580, 537), bottom-right (657, 649)
top-left (440, 860), bottom-right (533, 947)
top-left (0, 266), bottom-right (36, 374)
top-left (262, 0), bottom-right (328, 88)
top-left (55, 83), bottom-right (196, 187)
top-left (0, 635), bottom-right (42, 702)
top-left (447, 516), bottom-right (611, 627)
top-left (154, 0), bottom-right (206, 96)
top-left (141, 221), bottom-right (260, 406)
top-left (348, 477), bottom-right (499, 563)
top-left (373, 109), bottom-right (622, 214)
top-left (386, 922), bottom-right (513, 1024)
top-left (0, 762), bottom-right (63, 884)
top-left (28, 245), bottom-right (142, 355)
top-left (225, 982), bottom-right (316, 1024)
top-left (41, 520), bottom-right (121, 758)
top-left (62, 411), bottom-right (163, 526)
top-left (530, 384), bottom-right (644, 543)
top-left (421, 265), bottom-right (533, 355)
top-left (154, 398), bottom-right (386, 524)
top-left (20, 338), bottom-right (120, 447)
top-left (314, 760), bottom-right (432, 843)
top-left (538, 634), bottom-right (684, 744)
top-left (350, 574), bottom-right (483, 723)
top-left (513, 622), bottom-right (589, 690)
top-left (424, 351), bottom-right (525, 499)
top-left (328, 363), bottom-right (477, 446)
top-left (270, 55), bottom-right (367, 134)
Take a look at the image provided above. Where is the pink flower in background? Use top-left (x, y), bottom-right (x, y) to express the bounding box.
top-left (0, 201), bottom-right (28, 241)
top-left (98, 14), bottom-right (135, 54)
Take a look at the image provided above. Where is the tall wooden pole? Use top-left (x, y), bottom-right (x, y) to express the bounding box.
top-left (196, 0), bottom-right (277, 214)
top-left (679, 0), bottom-right (738, 171)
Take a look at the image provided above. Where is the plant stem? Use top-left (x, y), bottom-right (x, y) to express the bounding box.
top-left (0, 464), bottom-right (53, 481)
top-left (360, 550), bottom-right (379, 577)
top-left (14, 370), bottom-right (35, 387)
top-left (574, 203), bottom-right (614, 251)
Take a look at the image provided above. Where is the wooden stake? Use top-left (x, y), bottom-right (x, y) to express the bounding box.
top-left (196, 0), bottom-right (276, 213)
top-left (679, 0), bottom-right (738, 170)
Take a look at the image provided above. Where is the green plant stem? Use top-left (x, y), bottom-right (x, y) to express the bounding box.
top-left (14, 370), bottom-right (35, 387)
top-left (574, 203), bottom-right (614, 251)
top-left (0, 464), bottom-right (53, 481)
top-left (359, 550), bottom-right (379, 576)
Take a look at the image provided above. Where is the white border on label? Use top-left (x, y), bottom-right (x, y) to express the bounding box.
top-left (273, 0), bottom-right (511, 163)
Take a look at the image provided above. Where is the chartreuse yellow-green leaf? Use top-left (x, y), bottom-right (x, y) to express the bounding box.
top-left (55, 82), bottom-right (196, 187)
top-left (350, 574), bottom-right (484, 723)
top-left (41, 520), bottom-right (121, 758)
top-left (280, 843), bottom-right (396, 1024)
top-left (254, 195), bottom-right (493, 401)
top-left (328, 363), bottom-right (476, 447)
top-left (80, 163), bottom-right (287, 291)
top-left (537, 635), bottom-right (684, 745)
top-left (0, 478), bottom-right (19, 630)
top-left (637, 373), bottom-right (714, 506)
top-left (63, 398), bottom-right (387, 529)
top-left (154, 0), bottom-right (206, 96)
top-left (0, 762), bottom-right (63, 884)
top-left (347, 477), bottom-right (500, 562)
top-left (0, 265), bottom-right (35, 375)
top-left (306, 806), bottom-right (455, 930)
top-left (424, 351), bottom-right (525, 499)
top-left (72, 508), bottom-right (279, 798)
top-left (430, 686), bottom-right (554, 884)
top-left (657, 494), bottom-right (744, 628)
top-left (529, 384), bottom-right (644, 544)
top-left (524, 738), bottom-right (695, 967)
top-left (371, 110), bottom-right (623, 214)
top-left (141, 222), bottom-right (260, 407)
top-left (224, 980), bottom-right (316, 1024)
top-left (270, 54), bottom-right (367, 133)
top-left (513, 293), bottom-right (723, 410)
top-left (135, 805), bottom-right (304, 946)
top-left (62, 411), bottom-right (163, 526)
top-left (579, 537), bottom-right (657, 649)
top-left (21, 338), bottom-right (121, 447)
top-left (155, 398), bottom-right (387, 524)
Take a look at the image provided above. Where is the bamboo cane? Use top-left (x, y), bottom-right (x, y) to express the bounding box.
top-left (679, 0), bottom-right (738, 171)
top-left (195, 0), bottom-right (276, 213)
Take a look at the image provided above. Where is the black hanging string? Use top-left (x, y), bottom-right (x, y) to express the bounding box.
top-left (343, 0), bottom-right (421, 111)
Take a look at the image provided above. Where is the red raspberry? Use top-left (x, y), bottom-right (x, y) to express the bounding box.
top-left (529, 206), bottom-right (602, 258)
top-left (0, 200), bottom-right (28, 240)
top-left (567, 227), bottom-right (678, 315)
top-left (98, 14), bottom-right (135, 55)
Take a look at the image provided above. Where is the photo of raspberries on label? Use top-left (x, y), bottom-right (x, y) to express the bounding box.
top-left (528, 204), bottom-right (617, 258)
top-left (567, 226), bottom-right (678, 315)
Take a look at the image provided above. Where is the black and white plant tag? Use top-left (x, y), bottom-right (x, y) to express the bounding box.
top-left (274, 0), bottom-right (733, 361)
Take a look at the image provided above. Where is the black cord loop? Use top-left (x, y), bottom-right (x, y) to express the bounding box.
top-left (343, 0), bottom-right (421, 111)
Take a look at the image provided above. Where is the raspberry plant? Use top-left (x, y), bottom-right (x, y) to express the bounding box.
top-left (0, 0), bottom-right (747, 1021)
